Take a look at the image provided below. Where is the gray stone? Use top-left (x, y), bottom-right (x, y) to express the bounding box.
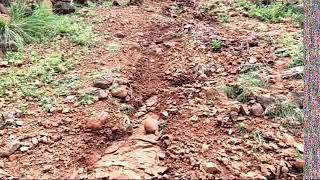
top-left (281, 66), bottom-right (303, 79)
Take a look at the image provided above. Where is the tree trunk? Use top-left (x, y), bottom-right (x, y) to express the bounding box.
top-left (304, 0), bottom-right (320, 178)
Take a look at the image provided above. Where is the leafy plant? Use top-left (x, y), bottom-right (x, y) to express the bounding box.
top-left (295, 147), bottom-right (303, 160)
top-left (224, 84), bottom-right (243, 99)
top-left (169, 3), bottom-right (184, 15)
top-left (211, 39), bottom-right (221, 51)
top-left (56, 16), bottom-right (96, 45)
top-left (103, 0), bottom-right (114, 8)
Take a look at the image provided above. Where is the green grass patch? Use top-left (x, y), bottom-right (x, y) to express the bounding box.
top-left (224, 71), bottom-right (265, 103)
top-left (0, 51), bottom-right (78, 107)
top-left (265, 100), bottom-right (303, 125)
top-left (237, 71), bottom-right (265, 88)
top-left (236, 1), bottom-right (303, 26)
top-left (235, 122), bottom-right (246, 135)
top-left (218, 14), bottom-right (230, 23)
top-left (40, 97), bottom-right (55, 112)
top-left (78, 94), bottom-right (96, 106)
top-left (276, 33), bottom-right (303, 68)
top-left (51, 76), bottom-right (82, 97)
top-left (0, 2), bottom-right (95, 52)
top-left (250, 129), bottom-right (264, 151)
top-left (103, 0), bottom-right (114, 8)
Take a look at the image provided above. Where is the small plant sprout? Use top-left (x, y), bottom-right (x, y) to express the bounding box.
top-left (218, 14), bottom-right (230, 23)
top-left (250, 129), bottom-right (264, 151)
top-left (211, 39), bottom-right (221, 51)
top-left (236, 122), bottom-right (246, 135)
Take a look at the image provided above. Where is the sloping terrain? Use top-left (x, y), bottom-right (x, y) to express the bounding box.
top-left (0, 0), bottom-right (304, 179)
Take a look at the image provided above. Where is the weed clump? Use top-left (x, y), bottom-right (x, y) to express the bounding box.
top-left (0, 1), bottom-right (95, 52)
top-left (236, 1), bottom-right (303, 26)
top-left (276, 33), bottom-right (303, 68)
top-left (265, 100), bottom-right (303, 125)
top-left (224, 71), bottom-right (265, 103)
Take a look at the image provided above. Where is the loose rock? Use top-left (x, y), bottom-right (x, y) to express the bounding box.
top-left (115, 32), bottom-right (126, 38)
top-left (62, 108), bottom-right (70, 114)
top-left (32, 137), bottom-right (39, 145)
top-left (145, 96), bottom-right (158, 107)
top-left (40, 136), bottom-right (49, 144)
top-left (240, 64), bottom-right (259, 73)
top-left (283, 133), bottom-right (296, 146)
top-left (53, 1), bottom-right (75, 14)
top-left (281, 66), bottom-right (303, 79)
top-left (97, 90), bottom-right (109, 100)
top-left (249, 103), bottom-right (264, 116)
top-left (230, 104), bottom-right (240, 113)
top-left (256, 94), bottom-right (274, 109)
top-left (15, 121), bottom-right (23, 126)
top-left (281, 166), bottom-right (289, 174)
top-left (290, 91), bottom-right (303, 108)
top-left (294, 143), bottom-right (303, 152)
top-left (143, 113), bottom-right (159, 134)
top-left (249, 57), bottom-right (257, 64)
top-left (229, 111), bottom-right (238, 121)
top-left (198, 74), bottom-right (208, 81)
top-left (42, 165), bottom-right (52, 173)
top-left (93, 80), bottom-right (113, 89)
top-left (110, 85), bottom-right (128, 98)
top-left (51, 134), bottom-right (62, 142)
top-left (201, 162), bottom-right (221, 174)
top-left (243, 171), bottom-right (267, 179)
top-left (292, 160), bottom-right (303, 171)
top-left (19, 146), bottom-right (29, 152)
top-left (240, 104), bottom-right (250, 115)
top-left (202, 144), bottom-right (210, 152)
top-left (190, 115), bottom-right (198, 122)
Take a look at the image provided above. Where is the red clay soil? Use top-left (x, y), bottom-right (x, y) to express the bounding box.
top-left (0, 0), bottom-right (303, 179)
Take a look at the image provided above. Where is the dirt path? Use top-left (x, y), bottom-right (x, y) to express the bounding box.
top-left (0, 0), bottom-right (303, 179)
